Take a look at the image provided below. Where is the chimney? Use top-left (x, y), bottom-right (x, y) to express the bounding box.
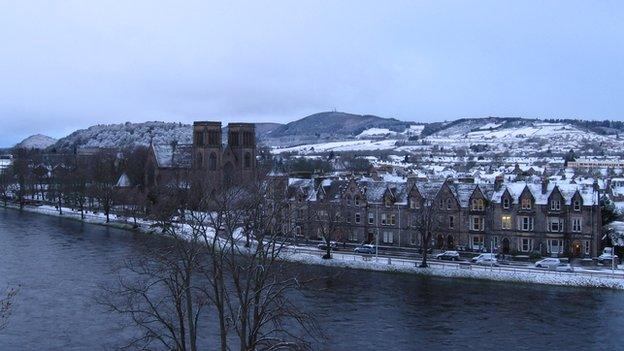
top-left (494, 175), bottom-right (503, 191)
top-left (541, 176), bottom-right (549, 194)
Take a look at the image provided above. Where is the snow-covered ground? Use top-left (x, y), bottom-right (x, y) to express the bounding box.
top-left (6, 203), bottom-right (624, 290)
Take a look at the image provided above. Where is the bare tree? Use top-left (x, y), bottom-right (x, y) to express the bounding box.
top-left (412, 200), bottom-right (442, 268)
top-left (0, 166), bottom-right (13, 207)
top-left (99, 177), bottom-right (207, 351)
top-left (315, 199), bottom-right (345, 259)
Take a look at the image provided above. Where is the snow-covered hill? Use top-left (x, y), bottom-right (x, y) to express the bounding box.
top-left (16, 134), bottom-right (57, 149)
top-left (52, 122), bottom-right (192, 151)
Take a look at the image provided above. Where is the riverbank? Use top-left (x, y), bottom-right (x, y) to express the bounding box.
top-left (4, 203), bottom-right (624, 290)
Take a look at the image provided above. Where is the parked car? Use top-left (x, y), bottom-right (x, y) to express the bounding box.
top-left (317, 241), bottom-right (338, 251)
top-left (354, 244), bottom-right (376, 254)
top-left (554, 263), bottom-right (575, 272)
top-left (475, 257), bottom-right (499, 266)
top-left (535, 258), bottom-right (562, 269)
top-left (598, 247), bottom-right (619, 265)
top-left (471, 253), bottom-right (496, 263)
top-left (435, 251), bottom-right (461, 261)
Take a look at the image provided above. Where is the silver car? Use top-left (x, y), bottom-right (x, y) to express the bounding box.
top-left (534, 258), bottom-right (561, 269)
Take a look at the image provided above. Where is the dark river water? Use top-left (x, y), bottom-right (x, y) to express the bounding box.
top-left (0, 207), bottom-right (623, 350)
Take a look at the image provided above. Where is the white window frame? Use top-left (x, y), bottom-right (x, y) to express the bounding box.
top-left (548, 218), bottom-right (564, 233)
top-left (470, 216), bottom-right (484, 231)
top-left (547, 239), bottom-right (563, 254)
top-left (550, 199), bottom-right (561, 211)
top-left (518, 216), bottom-right (534, 231)
top-left (502, 197), bottom-right (510, 209)
top-left (348, 230), bottom-right (357, 241)
top-left (572, 218), bottom-right (582, 232)
top-left (471, 235), bottom-right (484, 250)
top-left (521, 198), bottom-right (532, 210)
top-left (471, 198), bottom-right (484, 211)
top-left (390, 214), bottom-right (396, 226)
top-left (368, 212), bottom-right (374, 224)
top-left (383, 231), bottom-right (394, 244)
top-left (381, 213), bottom-right (387, 225)
top-left (501, 215), bottom-right (512, 230)
top-left (519, 238), bottom-right (533, 252)
top-left (355, 213), bottom-right (361, 224)
top-left (584, 240), bottom-right (590, 256)
top-left (573, 200), bottom-right (581, 211)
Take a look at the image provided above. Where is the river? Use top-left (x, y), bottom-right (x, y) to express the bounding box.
top-left (0, 207), bottom-right (622, 350)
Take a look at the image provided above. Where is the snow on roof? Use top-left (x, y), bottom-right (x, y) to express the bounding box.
top-left (491, 181), bottom-right (598, 205)
top-left (116, 173), bottom-right (132, 187)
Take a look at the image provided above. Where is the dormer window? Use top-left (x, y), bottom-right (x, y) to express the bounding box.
top-left (502, 197), bottom-right (510, 209)
top-left (471, 199), bottom-right (484, 211)
top-left (521, 198), bottom-right (532, 210)
top-left (385, 197), bottom-right (393, 207)
top-left (550, 199), bottom-right (561, 211)
top-left (573, 200), bottom-right (581, 211)
top-left (446, 198), bottom-right (452, 210)
top-left (354, 196), bottom-right (361, 206)
top-left (410, 198), bottom-right (420, 209)
top-left (346, 195), bottom-right (352, 206)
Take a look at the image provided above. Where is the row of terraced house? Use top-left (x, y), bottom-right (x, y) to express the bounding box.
top-left (269, 174), bottom-right (602, 258)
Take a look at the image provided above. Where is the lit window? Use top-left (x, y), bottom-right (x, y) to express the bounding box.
top-left (501, 215), bottom-right (512, 230)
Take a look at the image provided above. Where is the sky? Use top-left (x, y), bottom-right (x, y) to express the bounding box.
top-left (0, 0), bottom-right (623, 146)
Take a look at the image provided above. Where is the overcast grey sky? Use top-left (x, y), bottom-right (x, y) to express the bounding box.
top-left (0, 0), bottom-right (623, 146)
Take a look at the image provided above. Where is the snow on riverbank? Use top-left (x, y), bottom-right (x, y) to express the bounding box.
top-left (5, 204), bottom-right (624, 290)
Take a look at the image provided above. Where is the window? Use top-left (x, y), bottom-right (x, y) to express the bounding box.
top-left (385, 197), bottom-right (393, 207)
top-left (492, 236), bottom-right (499, 249)
top-left (518, 216), bottom-right (534, 231)
top-left (519, 238), bottom-right (533, 252)
top-left (449, 215), bottom-right (455, 229)
top-left (298, 209), bottom-right (305, 219)
top-left (548, 218), bottom-right (564, 232)
top-left (550, 199), bottom-right (561, 211)
top-left (209, 153), bottom-right (218, 171)
top-left (521, 198), bottom-right (532, 210)
top-left (244, 152), bottom-right (252, 169)
top-left (368, 212), bottom-right (374, 224)
top-left (295, 226), bottom-right (302, 237)
top-left (502, 197), bottom-right (510, 209)
top-left (573, 200), bottom-right (581, 211)
top-left (383, 231), bottom-right (394, 244)
top-left (355, 213), bottom-right (361, 224)
top-left (471, 235), bottom-right (484, 250)
top-left (470, 216), bottom-right (483, 231)
top-left (547, 239), bottom-right (563, 254)
top-left (194, 131), bottom-right (204, 146)
top-left (381, 214), bottom-right (387, 225)
top-left (354, 196), bottom-right (361, 206)
top-left (348, 230), bottom-right (357, 241)
top-left (471, 198), bottom-right (484, 211)
top-left (446, 198), bottom-right (452, 210)
top-left (410, 198), bottom-right (420, 209)
top-left (501, 215), bottom-right (512, 230)
top-left (389, 214), bottom-right (396, 225)
top-left (410, 233), bottom-right (418, 245)
top-left (584, 240), bottom-right (590, 256)
top-left (572, 218), bottom-right (582, 232)
top-left (346, 195), bottom-right (352, 206)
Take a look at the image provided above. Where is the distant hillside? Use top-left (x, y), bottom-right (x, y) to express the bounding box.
top-left (50, 121), bottom-right (283, 152)
top-left (51, 121), bottom-right (192, 152)
top-left (269, 111), bottom-right (408, 138)
top-left (16, 134), bottom-right (57, 149)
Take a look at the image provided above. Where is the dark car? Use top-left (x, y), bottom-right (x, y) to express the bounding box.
top-left (353, 244), bottom-right (376, 254)
top-left (435, 251), bottom-right (461, 261)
